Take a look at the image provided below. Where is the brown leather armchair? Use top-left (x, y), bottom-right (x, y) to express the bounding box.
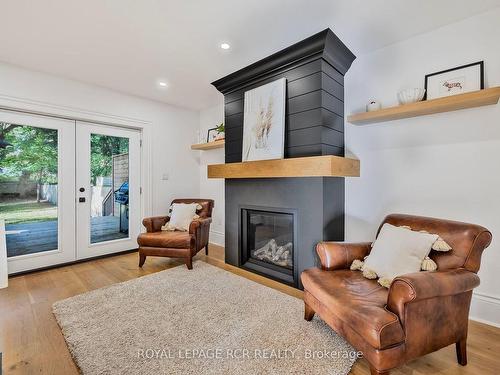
top-left (301, 214), bottom-right (492, 375)
top-left (137, 199), bottom-right (214, 269)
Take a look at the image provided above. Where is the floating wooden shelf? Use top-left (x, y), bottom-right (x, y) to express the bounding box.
top-left (208, 155), bottom-right (360, 179)
top-left (348, 87), bottom-right (500, 125)
top-left (191, 139), bottom-right (225, 150)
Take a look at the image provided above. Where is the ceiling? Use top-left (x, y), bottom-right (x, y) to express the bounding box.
top-left (1, 0), bottom-right (499, 110)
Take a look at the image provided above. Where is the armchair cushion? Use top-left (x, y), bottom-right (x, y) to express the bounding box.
top-left (364, 223), bottom-right (438, 286)
top-left (137, 231), bottom-right (191, 249)
top-left (162, 203), bottom-right (199, 231)
top-left (171, 198), bottom-right (214, 218)
top-left (301, 268), bottom-right (405, 350)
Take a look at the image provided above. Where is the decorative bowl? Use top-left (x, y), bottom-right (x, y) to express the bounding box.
top-left (397, 88), bottom-right (426, 105)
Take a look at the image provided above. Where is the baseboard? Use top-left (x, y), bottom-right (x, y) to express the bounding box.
top-left (470, 292), bottom-right (500, 328)
top-left (209, 230), bottom-right (225, 247)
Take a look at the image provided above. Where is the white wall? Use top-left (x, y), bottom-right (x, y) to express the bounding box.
top-left (198, 104), bottom-right (225, 246)
top-left (0, 62), bottom-right (200, 218)
top-left (345, 8), bottom-right (500, 326)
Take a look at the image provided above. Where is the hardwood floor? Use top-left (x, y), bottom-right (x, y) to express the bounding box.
top-left (1, 245), bottom-right (499, 374)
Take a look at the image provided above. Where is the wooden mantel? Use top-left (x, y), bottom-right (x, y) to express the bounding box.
top-left (207, 155), bottom-right (360, 179)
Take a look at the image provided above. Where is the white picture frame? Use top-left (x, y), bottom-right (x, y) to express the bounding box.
top-left (242, 78), bottom-right (286, 162)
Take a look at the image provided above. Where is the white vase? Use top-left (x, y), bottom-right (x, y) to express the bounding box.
top-left (0, 219), bottom-right (8, 289)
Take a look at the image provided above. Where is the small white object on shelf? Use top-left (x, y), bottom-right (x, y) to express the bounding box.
top-left (366, 100), bottom-right (382, 112)
top-left (0, 219), bottom-right (8, 289)
top-left (397, 88), bottom-right (426, 104)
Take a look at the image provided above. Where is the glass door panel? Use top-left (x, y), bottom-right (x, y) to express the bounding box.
top-left (76, 122), bottom-right (141, 259)
top-left (89, 134), bottom-right (129, 244)
top-left (0, 110), bottom-right (75, 274)
top-left (0, 124), bottom-right (59, 257)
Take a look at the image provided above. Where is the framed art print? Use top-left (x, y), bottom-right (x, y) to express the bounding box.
top-left (242, 78), bottom-right (286, 162)
top-left (424, 61), bottom-right (484, 100)
top-left (206, 127), bottom-right (219, 142)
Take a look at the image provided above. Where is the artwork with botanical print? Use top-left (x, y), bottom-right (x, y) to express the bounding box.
top-left (242, 78), bottom-right (286, 161)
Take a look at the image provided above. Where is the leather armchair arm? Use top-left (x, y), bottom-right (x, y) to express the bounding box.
top-left (387, 269), bottom-right (480, 323)
top-left (189, 217), bottom-right (212, 252)
top-left (142, 216), bottom-right (169, 233)
top-left (189, 217), bottom-right (212, 235)
top-left (316, 242), bottom-right (372, 271)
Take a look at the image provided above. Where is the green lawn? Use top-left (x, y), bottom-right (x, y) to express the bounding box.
top-left (0, 200), bottom-right (57, 225)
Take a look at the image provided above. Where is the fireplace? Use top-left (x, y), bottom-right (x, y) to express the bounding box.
top-left (212, 29), bottom-right (355, 289)
top-left (240, 206), bottom-right (297, 284)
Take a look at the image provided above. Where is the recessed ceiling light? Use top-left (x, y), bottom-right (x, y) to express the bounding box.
top-left (158, 81), bottom-right (168, 87)
top-left (220, 43), bottom-right (230, 50)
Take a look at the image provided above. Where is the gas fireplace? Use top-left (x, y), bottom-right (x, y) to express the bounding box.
top-left (241, 206), bottom-right (297, 284)
top-left (212, 29), bottom-right (355, 289)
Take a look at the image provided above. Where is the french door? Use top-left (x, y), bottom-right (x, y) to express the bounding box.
top-left (76, 122), bottom-right (141, 259)
top-left (1, 110), bottom-right (76, 273)
top-left (0, 110), bottom-right (141, 274)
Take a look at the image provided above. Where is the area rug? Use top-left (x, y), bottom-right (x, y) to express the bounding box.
top-left (53, 261), bottom-right (358, 374)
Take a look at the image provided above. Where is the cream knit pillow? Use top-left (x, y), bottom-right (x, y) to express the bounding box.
top-left (363, 223), bottom-right (438, 287)
top-left (399, 225), bottom-right (452, 252)
top-left (162, 203), bottom-right (199, 231)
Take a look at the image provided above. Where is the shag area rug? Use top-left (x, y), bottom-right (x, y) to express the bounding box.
top-left (53, 261), bottom-right (357, 374)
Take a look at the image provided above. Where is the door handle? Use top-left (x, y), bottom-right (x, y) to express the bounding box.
top-left (79, 197), bottom-right (86, 203)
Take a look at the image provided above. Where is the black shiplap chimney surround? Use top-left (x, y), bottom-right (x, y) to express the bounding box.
top-left (211, 29), bottom-right (355, 288)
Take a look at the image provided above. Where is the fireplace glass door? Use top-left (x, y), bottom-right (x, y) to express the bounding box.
top-left (243, 209), bottom-right (294, 271)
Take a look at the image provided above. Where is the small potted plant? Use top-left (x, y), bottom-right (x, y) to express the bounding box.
top-left (215, 123), bottom-right (225, 140)
top-left (207, 123), bottom-right (225, 142)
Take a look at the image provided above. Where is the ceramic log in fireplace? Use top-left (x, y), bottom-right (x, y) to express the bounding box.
top-left (241, 207), bottom-right (297, 284)
top-left (212, 29), bottom-right (356, 288)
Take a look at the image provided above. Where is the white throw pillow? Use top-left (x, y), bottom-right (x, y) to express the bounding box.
top-left (162, 203), bottom-right (198, 231)
top-left (364, 223), bottom-right (438, 283)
